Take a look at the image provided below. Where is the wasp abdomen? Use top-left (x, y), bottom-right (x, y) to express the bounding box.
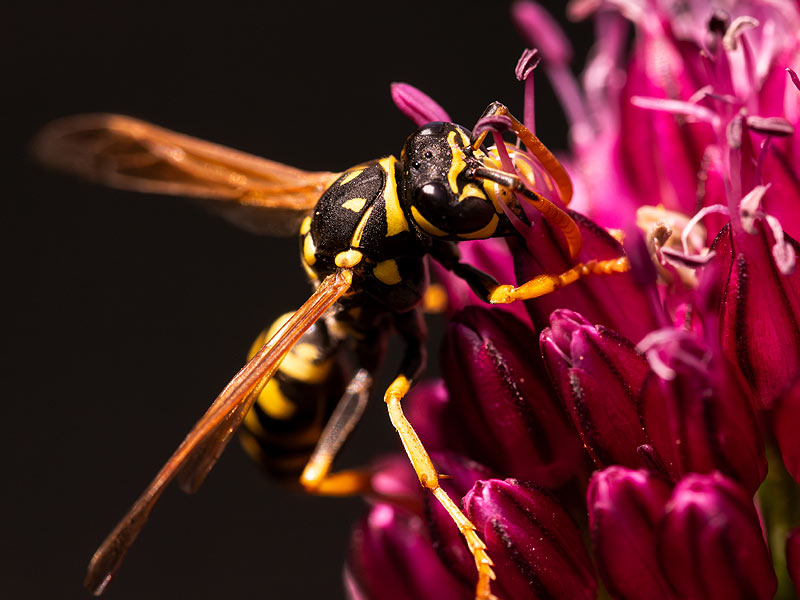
top-left (239, 313), bottom-right (348, 483)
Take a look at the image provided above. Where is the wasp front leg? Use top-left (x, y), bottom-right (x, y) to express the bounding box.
top-left (488, 256), bottom-right (631, 303)
top-left (432, 241), bottom-right (630, 305)
top-left (384, 308), bottom-right (497, 600)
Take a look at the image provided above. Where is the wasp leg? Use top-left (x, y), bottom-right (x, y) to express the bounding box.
top-left (489, 257), bottom-right (631, 303)
top-left (421, 283), bottom-right (448, 314)
top-left (430, 241), bottom-right (502, 301)
top-left (385, 310), bottom-right (497, 600)
top-left (431, 240), bottom-right (630, 305)
top-left (299, 369), bottom-right (374, 496)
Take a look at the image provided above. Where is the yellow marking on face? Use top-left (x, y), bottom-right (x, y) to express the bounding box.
top-left (300, 215), bottom-right (312, 235)
top-left (484, 179), bottom-right (510, 214)
top-left (447, 131), bottom-right (467, 195)
top-left (335, 249), bottom-right (363, 268)
top-left (303, 233), bottom-right (317, 266)
top-left (458, 182), bottom-right (487, 201)
top-left (513, 154), bottom-right (536, 187)
top-left (458, 214), bottom-right (499, 240)
top-left (339, 168), bottom-right (365, 186)
top-left (257, 379), bottom-right (296, 419)
top-left (379, 157), bottom-right (409, 236)
top-left (342, 197), bottom-right (367, 212)
top-left (373, 259), bottom-right (402, 285)
top-left (350, 205), bottom-right (374, 248)
top-left (280, 342), bottom-right (332, 384)
top-left (483, 152), bottom-right (502, 169)
top-left (458, 129), bottom-right (471, 147)
top-left (410, 205), bottom-right (448, 237)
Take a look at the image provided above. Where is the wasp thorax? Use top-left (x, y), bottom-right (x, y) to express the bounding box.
top-left (400, 122), bottom-right (502, 240)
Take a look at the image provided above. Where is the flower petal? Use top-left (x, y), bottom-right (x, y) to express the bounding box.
top-left (390, 82), bottom-right (451, 127)
top-left (512, 1), bottom-right (572, 65)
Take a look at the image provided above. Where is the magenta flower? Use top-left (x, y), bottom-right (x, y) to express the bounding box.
top-left (346, 1), bottom-right (800, 598)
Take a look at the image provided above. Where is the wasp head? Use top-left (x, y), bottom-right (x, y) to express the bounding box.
top-left (400, 122), bottom-right (508, 240)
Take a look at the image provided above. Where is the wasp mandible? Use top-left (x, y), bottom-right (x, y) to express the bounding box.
top-left (34, 101), bottom-right (630, 600)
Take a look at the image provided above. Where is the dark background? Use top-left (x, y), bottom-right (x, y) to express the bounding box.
top-left (4, 1), bottom-right (591, 598)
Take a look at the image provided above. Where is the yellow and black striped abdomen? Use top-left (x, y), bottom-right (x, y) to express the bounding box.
top-left (239, 313), bottom-right (348, 483)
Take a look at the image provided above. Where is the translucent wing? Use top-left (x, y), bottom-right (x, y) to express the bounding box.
top-left (84, 270), bottom-right (353, 595)
top-left (33, 113), bottom-right (341, 236)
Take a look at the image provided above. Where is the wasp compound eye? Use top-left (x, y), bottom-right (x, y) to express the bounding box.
top-left (417, 181), bottom-right (452, 209)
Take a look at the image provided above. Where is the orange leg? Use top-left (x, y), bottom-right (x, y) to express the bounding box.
top-left (384, 375), bottom-right (497, 600)
top-left (489, 257), bottom-right (631, 304)
top-left (299, 369), bottom-right (373, 496)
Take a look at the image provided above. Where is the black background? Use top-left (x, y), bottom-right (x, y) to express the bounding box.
top-left (4, 1), bottom-right (591, 598)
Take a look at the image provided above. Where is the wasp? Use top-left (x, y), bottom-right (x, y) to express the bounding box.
top-left (34, 102), bottom-right (629, 600)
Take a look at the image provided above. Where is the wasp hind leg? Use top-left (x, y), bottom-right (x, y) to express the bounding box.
top-left (298, 368), bottom-right (375, 497)
top-left (384, 309), bottom-right (497, 600)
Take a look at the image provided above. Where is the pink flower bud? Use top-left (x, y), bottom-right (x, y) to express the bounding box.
top-left (442, 307), bottom-right (585, 487)
top-left (639, 330), bottom-right (766, 493)
top-left (540, 310), bottom-right (651, 468)
top-left (587, 467), bottom-right (677, 600)
top-left (658, 473), bottom-right (777, 600)
top-left (465, 479), bottom-right (596, 599)
top-left (710, 222), bottom-right (800, 408)
top-left (345, 503), bottom-right (469, 600)
top-left (513, 212), bottom-right (662, 344)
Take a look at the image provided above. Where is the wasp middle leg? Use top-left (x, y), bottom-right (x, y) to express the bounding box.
top-left (298, 368), bottom-right (375, 496)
